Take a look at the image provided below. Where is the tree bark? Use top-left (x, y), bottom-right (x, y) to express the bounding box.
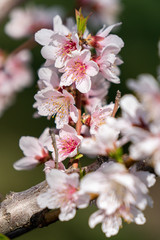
top-left (0, 181), bottom-right (59, 239)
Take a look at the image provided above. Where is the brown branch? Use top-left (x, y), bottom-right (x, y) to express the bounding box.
top-left (0, 0), bottom-right (29, 23)
top-left (111, 90), bottom-right (121, 117)
top-left (73, 90), bottom-right (82, 168)
top-left (0, 181), bottom-right (59, 239)
top-left (10, 37), bottom-right (37, 56)
top-left (75, 90), bottom-right (82, 135)
top-left (49, 129), bottom-right (59, 169)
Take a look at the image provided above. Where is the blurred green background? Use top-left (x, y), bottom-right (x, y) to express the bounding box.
top-left (0, 0), bottom-right (160, 239)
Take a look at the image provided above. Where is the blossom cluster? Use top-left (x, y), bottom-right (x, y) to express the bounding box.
top-left (11, 7), bottom-right (160, 239)
top-left (0, 49), bottom-right (32, 116)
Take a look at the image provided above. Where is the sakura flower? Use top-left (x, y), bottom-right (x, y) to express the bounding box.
top-left (128, 74), bottom-right (160, 121)
top-left (95, 44), bottom-right (123, 83)
top-left (37, 169), bottom-right (90, 221)
top-left (115, 94), bottom-right (149, 141)
top-left (34, 88), bottom-right (78, 129)
top-left (80, 118), bottom-right (120, 156)
top-left (44, 159), bottom-right (65, 173)
top-left (13, 128), bottom-right (51, 170)
top-left (60, 49), bottom-right (99, 93)
top-left (39, 32), bottom-right (81, 68)
top-left (80, 161), bottom-right (153, 237)
top-left (5, 5), bottom-right (64, 39)
top-left (48, 125), bottom-right (82, 161)
top-left (88, 23), bottom-right (123, 53)
top-left (90, 103), bottom-right (114, 134)
top-left (0, 50), bottom-right (32, 95)
top-left (35, 15), bottom-right (77, 64)
top-left (129, 124), bottom-right (160, 176)
top-left (89, 205), bottom-right (146, 238)
top-left (0, 49), bottom-right (32, 116)
top-left (89, 209), bottom-right (122, 237)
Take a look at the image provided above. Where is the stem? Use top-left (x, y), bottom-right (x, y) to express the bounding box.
top-left (49, 129), bottom-right (59, 169)
top-left (76, 90), bottom-right (82, 135)
top-left (73, 90), bottom-right (82, 168)
top-left (10, 37), bottom-right (37, 56)
top-left (111, 90), bottom-right (121, 117)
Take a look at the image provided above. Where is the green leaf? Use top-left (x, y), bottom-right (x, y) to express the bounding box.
top-left (75, 8), bottom-right (90, 37)
top-left (79, 168), bottom-right (86, 179)
top-left (0, 234), bottom-right (10, 240)
top-left (74, 153), bottom-right (83, 160)
top-left (109, 148), bottom-right (123, 163)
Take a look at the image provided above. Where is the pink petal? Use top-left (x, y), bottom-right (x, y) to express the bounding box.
top-left (86, 61), bottom-right (99, 77)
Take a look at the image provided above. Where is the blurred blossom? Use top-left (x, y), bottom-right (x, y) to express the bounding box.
top-left (77, 0), bottom-right (122, 27)
top-left (0, 49), bottom-right (33, 117)
top-left (5, 5), bottom-right (64, 39)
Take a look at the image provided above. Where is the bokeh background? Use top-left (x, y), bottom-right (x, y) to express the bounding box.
top-left (0, 0), bottom-right (160, 239)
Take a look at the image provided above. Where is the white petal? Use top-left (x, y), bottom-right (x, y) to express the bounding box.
top-left (86, 61), bottom-right (99, 77)
top-left (76, 76), bottom-right (91, 93)
top-left (19, 136), bottom-right (42, 156)
top-left (102, 215), bottom-right (122, 237)
top-left (89, 209), bottom-right (104, 228)
top-left (76, 193), bottom-right (90, 209)
top-left (59, 205), bottom-right (76, 221)
top-left (13, 157), bottom-right (39, 170)
top-left (35, 29), bottom-right (53, 45)
top-left (70, 104), bottom-right (78, 123)
top-left (41, 45), bottom-right (57, 60)
top-left (46, 169), bottom-right (67, 189)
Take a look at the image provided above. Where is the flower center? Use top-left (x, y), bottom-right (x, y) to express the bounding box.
top-left (62, 40), bottom-right (77, 55)
top-left (58, 137), bottom-right (78, 156)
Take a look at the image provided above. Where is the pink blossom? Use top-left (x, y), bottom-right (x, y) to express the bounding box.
top-left (35, 15), bottom-right (76, 62)
top-left (60, 50), bottom-right (99, 93)
top-left (54, 125), bottom-right (82, 161)
top-left (80, 118), bottom-right (120, 156)
top-left (34, 88), bottom-right (78, 129)
top-left (0, 50), bottom-right (32, 116)
top-left (37, 169), bottom-right (90, 221)
top-left (44, 159), bottom-right (65, 173)
top-left (13, 128), bottom-right (51, 170)
top-left (40, 32), bottom-right (81, 68)
top-left (128, 74), bottom-right (160, 121)
top-left (95, 44), bottom-right (123, 83)
top-left (89, 23), bottom-right (123, 53)
top-left (80, 161), bottom-right (154, 237)
top-left (129, 126), bottom-right (160, 176)
top-left (90, 104), bottom-right (114, 134)
top-left (5, 5), bottom-right (64, 39)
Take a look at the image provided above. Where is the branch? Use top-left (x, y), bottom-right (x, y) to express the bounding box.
top-left (0, 181), bottom-right (59, 239)
top-left (0, 0), bottom-right (28, 23)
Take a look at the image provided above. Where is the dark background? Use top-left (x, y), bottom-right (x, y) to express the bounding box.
top-left (0, 0), bottom-right (160, 239)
